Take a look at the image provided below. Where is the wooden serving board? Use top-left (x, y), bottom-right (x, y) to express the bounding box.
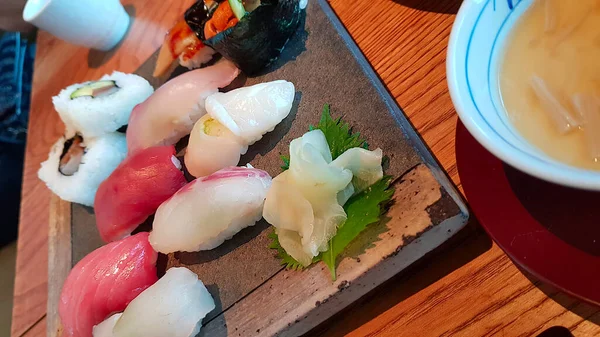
top-left (48, 1), bottom-right (469, 336)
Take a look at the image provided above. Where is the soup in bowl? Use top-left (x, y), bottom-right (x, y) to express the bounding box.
top-left (448, 0), bottom-right (600, 190)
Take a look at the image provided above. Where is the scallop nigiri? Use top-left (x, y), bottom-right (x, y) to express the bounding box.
top-left (110, 267), bottom-right (215, 337)
top-left (184, 80), bottom-right (295, 177)
top-left (60, 233), bottom-right (158, 337)
top-left (94, 146), bottom-right (187, 242)
top-left (126, 60), bottom-right (239, 154)
top-left (149, 166), bottom-right (272, 253)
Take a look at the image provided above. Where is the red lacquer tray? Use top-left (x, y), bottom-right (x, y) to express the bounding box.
top-left (456, 122), bottom-right (600, 306)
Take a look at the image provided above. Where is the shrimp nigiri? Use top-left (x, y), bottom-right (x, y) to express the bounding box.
top-left (149, 166), bottom-right (272, 253)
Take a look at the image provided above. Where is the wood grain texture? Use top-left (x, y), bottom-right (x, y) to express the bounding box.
top-left (46, 196), bottom-right (70, 337)
top-left (20, 317), bottom-right (45, 337)
top-left (12, 0), bottom-right (600, 336)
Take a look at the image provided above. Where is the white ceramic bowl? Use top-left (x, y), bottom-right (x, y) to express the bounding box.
top-left (447, 0), bottom-right (600, 190)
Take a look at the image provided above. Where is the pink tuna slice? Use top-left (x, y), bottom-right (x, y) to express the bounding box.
top-left (94, 145), bottom-right (187, 243)
top-left (126, 60), bottom-right (240, 154)
top-left (59, 232), bottom-right (158, 337)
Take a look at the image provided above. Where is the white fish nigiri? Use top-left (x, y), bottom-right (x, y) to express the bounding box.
top-left (263, 130), bottom-right (384, 266)
top-left (149, 166), bottom-right (272, 253)
top-left (184, 115), bottom-right (248, 178)
top-left (112, 268), bottom-right (215, 337)
top-left (126, 60), bottom-right (240, 154)
top-left (93, 313), bottom-right (121, 337)
top-left (206, 80), bottom-right (295, 145)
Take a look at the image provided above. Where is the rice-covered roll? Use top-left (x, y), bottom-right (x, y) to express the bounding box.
top-left (184, 0), bottom-right (304, 75)
top-left (38, 132), bottom-right (128, 206)
top-left (53, 72), bottom-right (154, 137)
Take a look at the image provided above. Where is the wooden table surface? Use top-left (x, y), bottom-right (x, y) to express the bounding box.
top-left (11, 0), bottom-right (600, 336)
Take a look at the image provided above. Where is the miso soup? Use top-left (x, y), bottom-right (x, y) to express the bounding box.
top-left (500, 0), bottom-right (600, 170)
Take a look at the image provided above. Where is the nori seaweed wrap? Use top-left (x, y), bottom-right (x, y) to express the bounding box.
top-left (185, 0), bottom-right (303, 75)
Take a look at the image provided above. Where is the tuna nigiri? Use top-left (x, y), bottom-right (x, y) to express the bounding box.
top-left (60, 233), bottom-right (158, 337)
top-left (149, 166), bottom-right (272, 253)
top-left (94, 146), bottom-right (187, 243)
top-left (126, 60), bottom-right (239, 154)
top-left (184, 80), bottom-right (295, 177)
top-left (110, 267), bottom-right (215, 337)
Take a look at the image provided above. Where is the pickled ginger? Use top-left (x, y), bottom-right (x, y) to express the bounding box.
top-left (263, 130), bottom-right (383, 266)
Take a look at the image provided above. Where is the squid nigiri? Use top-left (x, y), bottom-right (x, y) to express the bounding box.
top-left (263, 130), bottom-right (384, 266)
top-left (94, 146), bottom-right (187, 243)
top-left (149, 166), bottom-right (272, 253)
top-left (184, 80), bottom-right (295, 177)
top-left (60, 233), bottom-right (158, 337)
top-left (206, 80), bottom-right (295, 144)
top-left (126, 60), bottom-right (240, 154)
top-left (110, 267), bottom-right (215, 337)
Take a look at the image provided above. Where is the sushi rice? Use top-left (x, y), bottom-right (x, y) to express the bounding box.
top-left (179, 46), bottom-right (216, 70)
top-left (38, 132), bottom-right (128, 207)
top-left (53, 72), bottom-right (153, 138)
top-left (92, 313), bottom-right (122, 337)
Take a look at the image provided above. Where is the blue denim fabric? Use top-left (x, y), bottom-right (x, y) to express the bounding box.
top-left (0, 32), bottom-right (35, 245)
top-left (0, 32), bottom-right (35, 145)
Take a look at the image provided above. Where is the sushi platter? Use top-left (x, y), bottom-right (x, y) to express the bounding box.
top-left (45, 0), bottom-right (468, 336)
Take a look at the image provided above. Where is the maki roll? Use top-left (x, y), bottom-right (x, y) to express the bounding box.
top-left (38, 132), bottom-right (128, 206)
top-left (53, 72), bottom-right (153, 137)
top-left (185, 0), bottom-right (305, 75)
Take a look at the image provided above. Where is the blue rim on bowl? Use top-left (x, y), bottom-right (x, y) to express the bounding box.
top-left (447, 0), bottom-right (600, 191)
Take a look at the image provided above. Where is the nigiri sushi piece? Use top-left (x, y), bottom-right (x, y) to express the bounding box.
top-left (263, 130), bottom-right (384, 266)
top-left (112, 268), bottom-right (215, 337)
top-left (206, 80), bottom-right (295, 145)
top-left (92, 314), bottom-right (121, 337)
top-left (153, 20), bottom-right (216, 77)
top-left (183, 80), bottom-right (295, 178)
top-left (149, 166), bottom-right (272, 253)
top-left (53, 72), bottom-right (153, 138)
top-left (38, 132), bottom-right (127, 206)
top-left (126, 60), bottom-right (240, 154)
top-left (184, 115), bottom-right (247, 178)
top-left (60, 233), bottom-right (158, 337)
top-left (94, 145), bottom-right (187, 243)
